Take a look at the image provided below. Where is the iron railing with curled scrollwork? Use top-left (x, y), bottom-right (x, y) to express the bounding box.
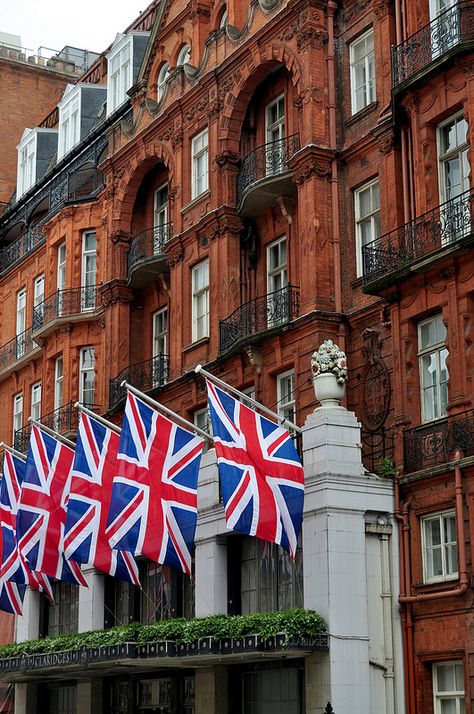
top-left (127, 223), bottom-right (173, 276)
top-left (32, 285), bottom-right (99, 332)
top-left (0, 225), bottom-right (45, 275)
top-left (13, 401), bottom-right (98, 453)
top-left (108, 354), bottom-right (169, 409)
top-left (362, 188), bottom-right (474, 289)
top-left (219, 285), bottom-right (300, 355)
top-left (404, 409), bottom-right (474, 473)
top-left (67, 165), bottom-right (104, 202)
top-left (392, 2), bottom-right (474, 87)
top-left (361, 428), bottom-right (395, 475)
top-left (237, 134), bottom-right (300, 205)
top-left (0, 327), bottom-right (40, 372)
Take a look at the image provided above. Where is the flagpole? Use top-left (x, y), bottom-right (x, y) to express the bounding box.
top-left (28, 417), bottom-right (76, 448)
top-left (194, 365), bottom-right (302, 435)
top-left (120, 381), bottom-right (214, 443)
top-left (0, 442), bottom-right (27, 461)
top-left (74, 403), bottom-right (122, 435)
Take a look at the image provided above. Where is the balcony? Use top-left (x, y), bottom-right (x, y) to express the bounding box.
top-left (219, 285), bottom-right (300, 355)
top-left (392, 2), bottom-right (474, 90)
top-left (0, 327), bottom-right (41, 380)
top-left (0, 224), bottom-right (45, 276)
top-left (108, 354), bottom-right (169, 410)
top-left (32, 285), bottom-right (100, 341)
top-left (362, 188), bottom-right (474, 294)
top-left (404, 409), bottom-right (474, 473)
top-left (67, 163), bottom-right (104, 203)
top-left (361, 428), bottom-right (395, 476)
top-left (13, 401), bottom-right (99, 453)
top-left (127, 223), bottom-right (172, 289)
top-left (236, 134), bottom-right (300, 217)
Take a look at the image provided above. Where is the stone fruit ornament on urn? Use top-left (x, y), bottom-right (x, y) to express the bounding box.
top-left (311, 339), bottom-right (347, 407)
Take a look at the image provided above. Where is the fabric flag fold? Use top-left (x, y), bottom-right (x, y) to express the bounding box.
top-left (106, 392), bottom-right (203, 575)
top-left (0, 450), bottom-right (54, 606)
top-left (64, 413), bottom-right (140, 586)
top-left (205, 380), bottom-right (304, 558)
top-left (17, 425), bottom-right (87, 587)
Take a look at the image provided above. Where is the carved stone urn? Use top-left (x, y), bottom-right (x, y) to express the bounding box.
top-left (311, 339), bottom-right (347, 407)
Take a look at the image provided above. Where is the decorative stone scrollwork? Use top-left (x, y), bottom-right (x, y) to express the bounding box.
top-left (294, 158), bottom-right (332, 185)
top-left (214, 150), bottom-right (241, 168)
top-left (361, 329), bottom-right (391, 431)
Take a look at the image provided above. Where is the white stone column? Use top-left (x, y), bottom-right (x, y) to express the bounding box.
top-left (15, 588), bottom-right (40, 643)
top-left (301, 404), bottom-right (396, 714)
top-left (78, 567), bottom-right (105, 632)
top-left (14, 683), bottom-right (37, 714)
top-left (77, 679), bottom-right (103, 713)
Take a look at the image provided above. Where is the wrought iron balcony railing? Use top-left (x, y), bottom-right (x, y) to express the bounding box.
top-left (109, 354), bottom-right (169, 409)
top-left (13, 401), bottom-right (97, 453)
top-left (404, 409), bottom-right (474, 473)
top-left (127, 223), bottom-right (173, 276)
top-left (32, 285), bottom-right (100, 332)
top-left (67, 165), bottom-right (104, 202)
top-left (392, 2), bottom-right (474, 88)
top-left (361, 428), bottom-right (395, 475)
top-left (362, 188), bottom-right (474, 290)
top-left (0, 224), bottom-right (45, 275)
top-left (237, 134), bottom-right (300, 205)
top-left (0, 327), bottom-right (40, 373)
top-left (219, 285), bottom-right (300, 355)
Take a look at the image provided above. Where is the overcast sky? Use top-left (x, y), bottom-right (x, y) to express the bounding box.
top-left (0, 0), bottom-right (147, 56)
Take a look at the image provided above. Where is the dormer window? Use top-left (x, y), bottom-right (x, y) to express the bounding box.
top-left (157, 62), bottom-right (170, 102)
top-left (58, 86), bottom-right (80, 159)
top-left (16, 127), bottom-right (58, 200)
top-left (17, 130), bottom-right (36, 199)
top-left (57, 84), bottom-right (107, 160)
top-left (106, 32), bottom-right (150, 116)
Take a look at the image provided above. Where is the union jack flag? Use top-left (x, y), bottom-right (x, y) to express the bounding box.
top-left (17, 425), bottom-right (87, 587)
top-left (64, 413), bottom-right (140, 585)
top-left (206, 381), bottom-right (304, 558)
top-left (0, 580), bottom-right (26, 615)
top-left (0, 451), bottom-right (53, 603)
top-left (106, 392), bottom-right (204, 575)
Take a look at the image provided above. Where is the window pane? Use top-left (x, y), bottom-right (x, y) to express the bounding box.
top-left (425, 519), bottom-right (441, 547)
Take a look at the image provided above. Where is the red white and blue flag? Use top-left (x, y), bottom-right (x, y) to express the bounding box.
top-left (106, 393), bottom-right (203, 575)
top-left (0, 580), bottom-right (26, 615)
top-left (17, 425), bottom-right (87, 587)
top-left (206, 381), bottom-right (304, 558)
top-left (64, 413), bottom-right (140, 586)
top-left (0, 450), bottom-right (53, 605)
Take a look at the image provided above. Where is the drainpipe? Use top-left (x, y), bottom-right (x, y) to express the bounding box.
top-left (327, 1), bottom-right (343, 324)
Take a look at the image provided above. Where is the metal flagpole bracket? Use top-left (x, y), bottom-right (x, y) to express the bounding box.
top-left (74, 402), bottom-right (122, 435)
top-left (194, 364), bottom-right (302, 435)
top-left (0, 442), bottom-right (27, 461)
top-left (28, 416), bottom-right (76, 448)
top-left (120, 380), bottom-right (214, 443)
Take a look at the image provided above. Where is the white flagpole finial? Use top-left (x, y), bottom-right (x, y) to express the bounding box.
top-left (195, 364), bottom-right (203, 374)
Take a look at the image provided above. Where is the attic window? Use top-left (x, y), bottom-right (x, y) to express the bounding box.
top-left (57, 86), bottom-right (80, 160)
top-left (16, 130), bottom-right (36, 199)
top-left (176, 44), bottom-right (191, 66)
top-left (108, 37), bottom-right (131, 114)
top-left (157, 62), bottom-right (170, 102)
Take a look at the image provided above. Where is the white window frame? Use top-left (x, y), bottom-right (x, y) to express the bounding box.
top-left (437, 112), bottom-right (470, 206)
top-left (81, 230), bottom-right (97, 311)
top-left (106, 34), bottom-right (133, 115)
top-left (30, 382), bottom-right (42, 422)
top-left (267, 236), bottom-right (287, 295)
top-left (265, 94), bottom-right (285, 145)
top-left (16, 129), bottom-right (37, 199)
top-left (354, 179), bottom-right (380, 276)
top-left (157, 63), bottom-right (170, 102)
top-left (13, 393), bottom-right (23, 443)
top-left (194, 408), bottom-right (210, 435)
top-left (433, 661), bottom-right (465, 714)
top-left (16, 287), bottom-right (27, 359)
top-left (418, 315), bottom-right (449, 423)
top-left (57, 85), bottom-right (81, 160)
top-left (191, 128), bottom-right (209, 199)
top-left (176, 44), bottom-right (191, 66)
top-left (192, 259), bottom-right (209, 342)
top-left (79, 347), bottom-right (95, 406)
top-left (34, 274), bottom-right (45, 308)
top-left (54, 356), bottom-right (64, 412)
top-left (153, 308), bottom-right (168, 357)
top-left (349, 28), bottom-right (376, 115)
top-left (277, 370), bottom-right (296, 423)
top-left (153, 183), bottom-right (169, 232)
top-left (421, 510), bottom-right (458, 584)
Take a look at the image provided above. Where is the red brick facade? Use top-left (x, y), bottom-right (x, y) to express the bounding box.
top-left (0, 0), bottom-right (473, 711)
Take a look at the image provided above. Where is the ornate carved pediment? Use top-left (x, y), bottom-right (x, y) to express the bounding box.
top-left (277, 9), bottom-right (327, 50)
top-left (99, 280), bottom-right (134, 308)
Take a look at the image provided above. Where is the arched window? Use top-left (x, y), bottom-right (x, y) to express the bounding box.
top-left (157, 62), bottom-right (170, 101)
top-left (176, 44), bottom-right (191, 66)
top-left (219, 7), bottom-right (228, 28)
